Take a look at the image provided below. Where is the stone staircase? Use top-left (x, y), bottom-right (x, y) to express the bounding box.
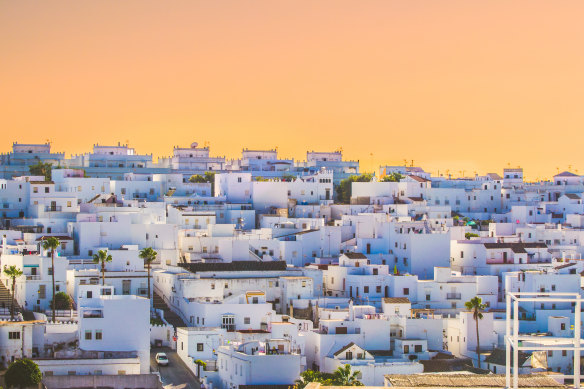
top-left (0, 279), bottom-right (20, 314)
top-left (153, 291), bottom-right (186, 328)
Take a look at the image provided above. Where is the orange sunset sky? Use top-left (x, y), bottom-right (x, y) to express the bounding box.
top-left (1, 1), bottom-right (583, 180)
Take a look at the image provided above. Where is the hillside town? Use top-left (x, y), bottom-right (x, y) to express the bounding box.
top-left (0, 141), bottom-right (583, 388)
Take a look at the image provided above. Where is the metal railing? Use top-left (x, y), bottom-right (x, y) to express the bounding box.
top-left (446, 293), bottom-right (461, 300)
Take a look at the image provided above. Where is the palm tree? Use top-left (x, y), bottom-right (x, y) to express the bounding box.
top-left (41, 236), bottom-right (60, 322)
top-left (3, 265), bottom-right (23, 320)
top-left (194, 359), bottom-right (207, 378)
top-left (465, 296), bottom-right (486, 368)
top-left (139, 247), bottom-right (157, 302)
top-left (92, 249), bottom-right (112, 286)
top-left (332, 364), bottom-right (363, 386)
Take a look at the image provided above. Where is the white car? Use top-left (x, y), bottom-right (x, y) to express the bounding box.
top-left (155, 352), bottom-right (169, 366)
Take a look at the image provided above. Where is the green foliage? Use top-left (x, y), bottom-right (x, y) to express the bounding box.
top-left (465, 232), bottom-right (479, 239)
top-left (52, 292), bottom-right (72, 310)
top-left (381, 172), bottom-right (403, 182)
top-left (295, 365), bottom-right (363, 388)
top-left (331, 364), bottom-right (364, 386)
top-left (41, 236), bottom-right (60, 253)
top-left (254, 176), bottom-right (270, 182)
top-left (3, 265), bottom-right (23, 319)
top-left (93, 249), bottom-right (113, 286)
top-left (465, 296), bottom-right (486, 321)
top-left (189, 172), bottom-right (216, 195)
top-left (29, 161), bottom-right (52, 181)
top-left (465, 296), bottom-right (486, 368)
top-left (189, 174), bottom-right (207, 183)
top-left (5, 358), bottom-right (42, 388)
top-left (195, 359), bottom-right (207, 368)
top-left (281, 174), bottom-right (296, 182)
top-left (295, 370), bottom-right (334, 388)
top-left (139, 247), bottom-right (157, 300)
top-left (3, 265), bottom-right (23, 280)
top-left (150, 317), bottom-right (164, 326)
top-left (139, 247), bottom-right (157, 264)
top-left (335, 174), bottom-right (373, 204)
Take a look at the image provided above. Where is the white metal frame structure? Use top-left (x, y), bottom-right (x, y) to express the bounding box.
top-left (506, 292), bottom-right (581, 389)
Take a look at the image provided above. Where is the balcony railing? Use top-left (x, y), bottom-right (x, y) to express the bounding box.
top-left (44, 205), bottom-right (62, 212)
top-left (26, 275), bottom-right (41, 281)
top-left (446, 293), bottom-right (461, 300)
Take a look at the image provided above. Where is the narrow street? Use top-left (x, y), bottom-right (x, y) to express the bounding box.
top-left (151, 347), bottom-right (200, 389)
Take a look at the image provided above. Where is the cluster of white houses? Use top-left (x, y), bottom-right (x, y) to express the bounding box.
top-left (1, 142), bottom-right (584, 388)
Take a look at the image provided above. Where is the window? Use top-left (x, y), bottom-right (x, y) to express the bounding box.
top-left (8, 332), bottom-right (20, 340)
top-left (415, 345), bottom-right (422, 353)
top-left (197, 343), bottom-right (204, 351)
top-left (95, 330), bottom-right (102, 340)
top-left (346, 351), bottom-right (353, 360)
top-left (302, 281), bottom-right (306, 288)
top-left (67, 201), bottom-right (72, 207)
top-left (33, 187), bottom-right (39, 193)
top-left (562, 350), bottom-right (567, 357)
top-left (364, 286), bottom-right (369, 293)
top-left (85, 331), bottom-right (92, 340)
top-left (404, 345), bottom-right (410, 353)
top-left (403, 288), bottom-right (409, 295)
top-left (561, 323), bottom-right (566, 330)
top-left (244, 317), bottom-right (250, 325)
top-left (548, 350), bottom-right (553, 357)
top-left (426, 294), bottom-right (431, 301)
top-left (376, 286), bottom-right (381, 293)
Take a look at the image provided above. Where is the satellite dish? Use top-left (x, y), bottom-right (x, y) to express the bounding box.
top-left (190, 142), bottom-right (198, 148)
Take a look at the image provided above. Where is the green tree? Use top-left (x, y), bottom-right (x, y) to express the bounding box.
top-left (5, 358), bottom-right (42, 388)
top-left (194, 359), bottom-right (207, 378)
top-left (52, 291), bottom-right (72, 310)
top-left (465, 232), bottom-right (479, 239)
top-left (139, 247), bottom-right (157, 302)
top-left (189, 172), bottom-right (217, 195)
top-left (92, 249), bottom-right (113, 286)
top-left (331, 364), bottom-right (363, 386)
top-left (295, 370), bottom-right (334, 389)
top-left (465, 296), bottom-right (486, 368)
top-left (28, 161), bottom-right (52, 181)
top-left (204, 171), bottom-right (216, 196)
top-left (41, 236), bottom-right (60, 322)
top-left (3, 265), bottom-right (23, 320)
top-left (189, 174), bottom-right (207, 183)
top-left (335, 174), bottom-right (373, 204)
top-left (381, 172), bottom-right (403, 182)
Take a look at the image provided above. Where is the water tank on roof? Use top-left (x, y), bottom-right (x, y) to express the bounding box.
top-left (190, 142), bottom-right (198, 148)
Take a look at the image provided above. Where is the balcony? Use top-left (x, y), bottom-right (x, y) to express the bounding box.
top-left (44, 205), bottom-right (62, 212)
top-left (446, 293), bottom-right (461, 300)
top-left (486, 257), bottom-right (513, 264)
top-left (26, 275), bottom-right (41, 281)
